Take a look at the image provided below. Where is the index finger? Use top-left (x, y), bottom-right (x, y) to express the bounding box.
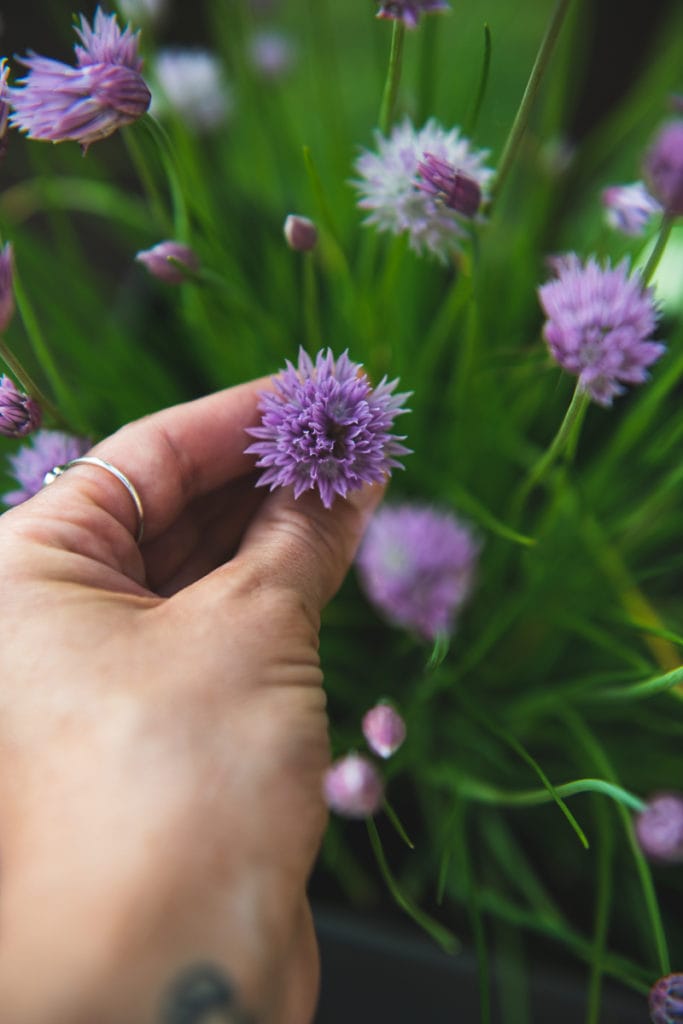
top-left (33, 377), bottom-right (269, 547)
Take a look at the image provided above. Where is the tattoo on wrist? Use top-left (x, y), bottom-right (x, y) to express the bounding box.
top-left (161, 963), bottom-right (254, 1024)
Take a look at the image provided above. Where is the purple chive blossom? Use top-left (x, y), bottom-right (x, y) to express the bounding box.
top-left (650, 974), bottom-right (683, 1024)
top-left (248, 31), bottom-right (297, 79)
top-left (0, 241), bottom-right (14, 333)
top-left (8, 8), bottom-right (151, 150)
top-left (416, 153), bottom-right (482, 217)
top-left (538, 254), bottom-right (664, 406)
top-left (0, 376), bottom-right (41, 438)
top-left (353, 118), bottom-right (493, 262)
top-left (376, 0), bottom-right (450, 29)
top-left (643, 120), bottom-right (683, 218)
top-left (635, 794), bottom-right (683, 864)
top-left (602, 182), bottom-right (662, 236)
top-left (245, 348), bottom-right (411, 510)
top-left (283, 214), bottom-right (318, 252)
top-left (362, 703), bottom-right (406, 759)
top-left (356, 503), bottom-right (480, 641)
top-left (135, 240), bottom-right (200, 284)
top-left (323, 754), bottom-right (384, 818)
top-left (3, 430), bottom-right (90, 507)
top-left (151, 49), bottom-right (232, 132)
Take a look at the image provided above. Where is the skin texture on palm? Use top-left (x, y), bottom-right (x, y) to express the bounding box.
top-left (0, 378), bottom-right (384, 1024)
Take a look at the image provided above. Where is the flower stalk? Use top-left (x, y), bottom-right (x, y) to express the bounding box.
top-left (378, 21), bottom-right (406, 136)
top-left (641, 211), bottom-right (675, 285)
top-left (489, 0), bottom-right (574, 207)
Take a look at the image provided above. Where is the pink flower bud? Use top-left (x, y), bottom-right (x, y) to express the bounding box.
top-left (283, 214), bottom-right (318, 252)
top-left (323, 754), bottom-right (384, 818)
top-left (635, 793), bottom-right (683, 864)
top-left (643, 119), bottom-right (683, 217)
top-left (649, 973), bottom-right (683, 1024)
top-left (0, 375), bottom-right (42, 438)
top-left (135, 240), bottom-right (200, 285)
top-left (362, 702), bottom-right (406, 759)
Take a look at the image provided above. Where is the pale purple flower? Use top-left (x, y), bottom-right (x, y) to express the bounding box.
top-left (283, 214), bottom-right (318, 252)
top-left (9, 8), bottom-right (150, 150)
top-left (0, 376), bottom-right (41, 438)
top-left (245, 348), bottom-right (410, 509)
top-left (416, 153), bottom-right (482, 217)
top-left (356, 503), bottom-right (480, 641)
top-left (323, 754), bottom-right (384, 818)
top-left (376, 0), bottom-right (450, 29)
top-left (635, 793), bottom-right (683, 864)
top-left (362, 703), bottom-right (406, 759)
top-left (0, 241), bottom-right (14, 333)
top-left (650, 974), bottom-right (683, 1024)
top-left (538, 254), bottom-right (664, 406)
top-left (151, 48), bottom-right (232, 132)
top-left (248, 31), bottom-right (296, 79)
top-left (602, 182), bottom-right (662, 236)
top-left (643, 120), bottom-right (683, 217)
top-left (3, 430), bottom-right (90, 506)
top-left (135, 240), bottom-right (200, 284)
top-left (353, 118), bottom-right (493, 262)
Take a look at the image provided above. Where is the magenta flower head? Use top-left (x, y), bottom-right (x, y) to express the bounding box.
top-left (643, 120), bottom-right (683, 217)
top-left (649, 974), bottom-right (683, 1024)
top-left (602, 182), bottom-right (662, 236)
top-left (0, 241), bottom-right (15, 333)
top-left (245, 348), bottom-right (411, 509)
top-left (135, 240), bottom-right (200, 284)
top-left (323, 754), bottom-right (384, 819)
top-left (362, 703), bottom-right (406, 759)
top-left (283, 214), bottom-right (318, 252)
top-left (538, 254), bottom-right (664, 406)
top-left (3, 430), bottom-right (90, 507)
top-left (356, 502), bottom-right (480, 641)
top-left (635, 793), bottom-right (683, 864)
top-left (353, 118), bottom-right (493, 262)
top-left (0, 376), bottom-right (41, 438)
top-left (376, 0), bottom-right (450, 29)
top-left (9, 8), bottom-right (151, 151)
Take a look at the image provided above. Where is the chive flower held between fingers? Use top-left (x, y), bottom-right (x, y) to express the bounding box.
top-left (353, 118), bottom-right (493, 262)
top-left (3, 430), bottom-right (90, 506)
top-left (323, 754), bottom-right (384, 818)
top-left (245, 348), bottom-right (411, 509)
top-left (602, 182), bottom-right (662, 237)
top-left (356, 503), bottom-right (480, 641)
top-left (538, 254), bottom-right (664, 406)
top-left (0, 376), bottom-right (41, 438)
top-left (635, 793), bottom-right (683, 864)
top-left (375, 0), bottom-right (450, 29)
top-left (8, 8), bottom-right (151, 151)
top-left (649, 974), bottom-right (683, 1024)
top-left (135, 240), bottom-right (200, 284)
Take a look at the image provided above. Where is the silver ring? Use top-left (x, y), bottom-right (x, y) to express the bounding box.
top-left (43, 456), bottom-right (145, 544)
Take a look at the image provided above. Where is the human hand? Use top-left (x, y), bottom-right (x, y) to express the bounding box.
top-left (0, 379), bottom-right (384, 1024)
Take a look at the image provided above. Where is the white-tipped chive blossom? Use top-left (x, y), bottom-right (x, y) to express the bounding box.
top-left (635, 793), bottom-right (683, 864)
top-left (283, 214), bottom-right (318, 252)
top-left (135, 240), bottom-right (200, 284)
top-left (323, 754), bottom-right (384, 818)
top-left (362, 703), bottom-right (406, 759)
top-left (151, 48), bottom-right (232, 132)
top-left (602, 181), bottom-right (662, 236)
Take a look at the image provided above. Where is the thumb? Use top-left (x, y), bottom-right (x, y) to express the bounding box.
top-left (226, 482), bottom-right (385, 617)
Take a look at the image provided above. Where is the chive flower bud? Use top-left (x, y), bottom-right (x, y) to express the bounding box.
top-left (283, 214), bottom-right (318, 252)
top-left (636, 793), bottom-right (683, 864)
top-left (323, 754), bottom-right (384, 819)
top-left (0, 375), bottom-right (41, 438)
top-left (135, 240), bottom-right (200, 284)
top-left (649, 973), bottom-right (683, 1024)
top-left (362, 703), bottom-right (406, 759)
